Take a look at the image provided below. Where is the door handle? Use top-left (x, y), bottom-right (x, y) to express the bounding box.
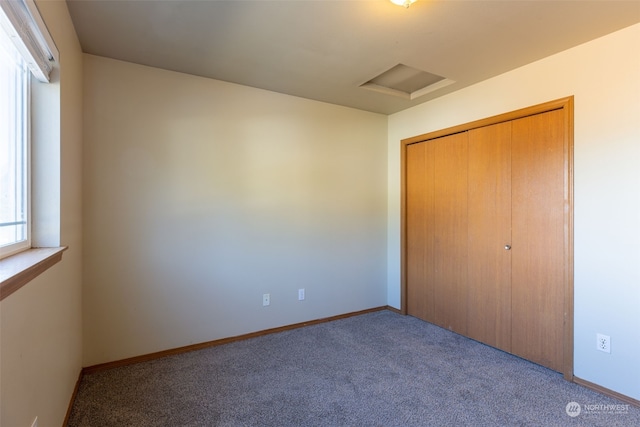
top-left (504, 244), bottom-right (511, 250)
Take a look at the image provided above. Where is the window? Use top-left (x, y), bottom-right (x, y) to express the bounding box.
top-left (0, 0), bottom-right (56, 260)
top-left (0, 28), bottom-right (30, 258)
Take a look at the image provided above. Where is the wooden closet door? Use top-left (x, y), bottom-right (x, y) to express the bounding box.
top-left (511, 109), bottom-right (565, 372)
top-left (406, 142), bottom-right (436, 323)
top-left (467, 122), bottom-right (512, 352)
top-left (406, 133), bottom-right (468, 332)
top-left (432, 133), bottom-right (468, 334)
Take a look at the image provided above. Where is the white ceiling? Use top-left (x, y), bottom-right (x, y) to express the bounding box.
top-left (65, 0), bottom-right (640, 115)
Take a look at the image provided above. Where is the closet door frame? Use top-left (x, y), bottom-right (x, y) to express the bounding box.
top-left (400, 96), bottom-right (574, 380)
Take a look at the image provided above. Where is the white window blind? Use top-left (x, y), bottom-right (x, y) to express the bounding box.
top-left (0, 0), bottom-right (57, 82)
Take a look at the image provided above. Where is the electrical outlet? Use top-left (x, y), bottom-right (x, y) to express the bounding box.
top-left (596, 333), bottom-right (610, 353)
top-left (262, 293), bottom-right (270, 306)
top-left (298, 288), bottom-right (305, 301)
top-left (31, 417), bottom-right (38, 427)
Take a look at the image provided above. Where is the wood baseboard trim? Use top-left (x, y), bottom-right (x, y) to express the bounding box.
top-left (573, 376), bottom-right (640, 408)
top-left (83, 306), bottom-right (392, 375)
top-left (385, 305), bottom-right (402, 314)
top-left (63, 368), bottom-right (84, 427)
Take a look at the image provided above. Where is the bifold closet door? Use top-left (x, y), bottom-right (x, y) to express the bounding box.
top-left (432, 133), bottom-right (468, 334)
top-left (406, 141), bottom-right (435, 324)
top-left (511, 109), bottom-right (565, 372)
top-left (467, 122), bottom-right (512, 352)
top-left (406, 133), bottom-right (468, 334)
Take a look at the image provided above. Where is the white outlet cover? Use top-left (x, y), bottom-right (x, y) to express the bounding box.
top-left (596, 333), bottom-right (611, 353)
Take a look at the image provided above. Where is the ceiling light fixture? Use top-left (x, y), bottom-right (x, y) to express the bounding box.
top-left (390, 0), bottom-right (417, 8)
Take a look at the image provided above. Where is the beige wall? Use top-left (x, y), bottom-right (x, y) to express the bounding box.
top-left (0, 1), bottom-right (83, 426)
top-left (82, 55), bottom-right (388, 366)
top-left (387, 24), bottom-right (640, 400)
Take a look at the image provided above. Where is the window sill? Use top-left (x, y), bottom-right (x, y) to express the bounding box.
top-left (0, 247), bottom-right (68, 301)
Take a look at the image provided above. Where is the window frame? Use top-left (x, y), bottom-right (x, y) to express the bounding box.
top-left (0, 50), bottom-right (31, 259)
top-left (0, 0), bottom-right (57, 261)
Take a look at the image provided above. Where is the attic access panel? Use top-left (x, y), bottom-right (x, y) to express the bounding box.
top-left (360, 64), bottom-right (454, 100)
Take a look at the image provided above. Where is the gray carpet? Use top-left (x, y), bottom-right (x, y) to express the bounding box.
top-left (67, 310), bottom-right (640, 426)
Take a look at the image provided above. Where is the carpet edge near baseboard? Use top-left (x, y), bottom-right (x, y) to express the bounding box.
top-left (573, 376), bottom-right (640, 408)
top-left (81, 306), bottom-right (392, 375)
